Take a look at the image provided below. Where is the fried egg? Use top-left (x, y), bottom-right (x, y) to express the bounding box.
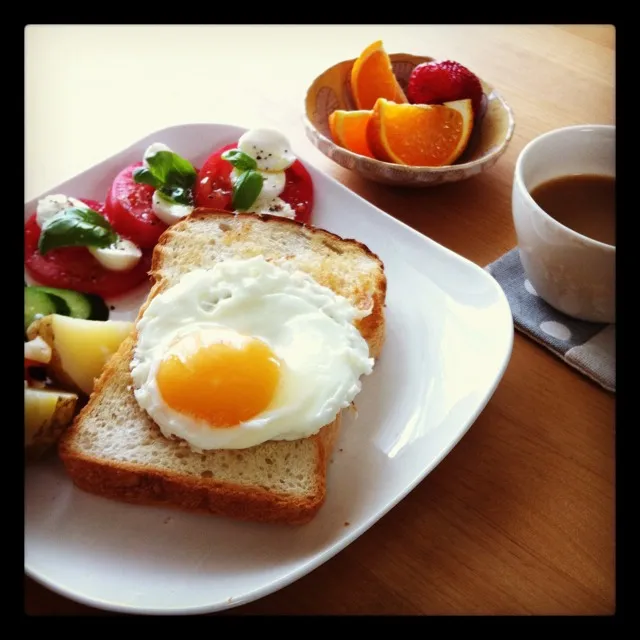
top-left (130, 256), bottom-right (374, 451)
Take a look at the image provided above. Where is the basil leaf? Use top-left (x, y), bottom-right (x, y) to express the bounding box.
top-left (38, 208), bottom-right (118, 255)
top-left (132, 166), bottom-right (162, 189)
top-left (221, 149), bottom-right (257, 172)
top-left (154, 189), bottom-right (186, 208)
top-left (232, 170), bottom-right (264, 210)
top-left (159, 185), bottom-right (193, 206)
top-left (154, 190), bottom-right (176, 207)
top-left (145, 150), bottom-right (196, 189)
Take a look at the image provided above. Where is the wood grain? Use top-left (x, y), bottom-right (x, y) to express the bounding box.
top-left (24, 24), bottom-right (615, 616)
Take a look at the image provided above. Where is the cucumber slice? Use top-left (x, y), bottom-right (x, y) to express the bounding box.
top-left (29, 286), bottom-right (94, 321)
top-left (24, 288), bottom-right (69, 333)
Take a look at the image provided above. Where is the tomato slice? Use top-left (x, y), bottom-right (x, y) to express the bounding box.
top-left (194, 142), bottom-right (314, 224)
top-left (103, 162), bottom-right (168, 248)
top-left (279, 158), bottom-right (314, 225)
top-left (194, 144), bottom-right (235, 211)
top-left (24, 204), bottom-right (152, 298)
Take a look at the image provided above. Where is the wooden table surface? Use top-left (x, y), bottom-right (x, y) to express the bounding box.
top-left (24, 24), bottom-right (616, 616)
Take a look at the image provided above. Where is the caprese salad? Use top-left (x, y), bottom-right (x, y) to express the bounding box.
top-left (24, 128), bottom-right (314, 459)
top-left (24, 128), bottom-right (314, 308)
top-left (194, 129), bottom-right (314, 223)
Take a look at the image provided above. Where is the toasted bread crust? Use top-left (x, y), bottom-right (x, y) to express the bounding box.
top-left (152, 209), bottom-right (385, 276)
top-left (59, 334), bottom-right (341, 524)
top-left (59, 211), bottom-right (385, 525)
top-left (152, 211), bottom-right (387, 358)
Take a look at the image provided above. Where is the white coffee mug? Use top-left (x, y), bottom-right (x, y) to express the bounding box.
top-left (512, 124), bottom-right (615, 324)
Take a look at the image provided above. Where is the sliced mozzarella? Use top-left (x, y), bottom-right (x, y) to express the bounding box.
top-left (237, 129), bottom-right (296, 172)
top-left (243, 197), bottom-right (296, 219)
top-left (89, 238), bottom-right (142, 271)
top-left (151, 191), bottom-right (193, 225)
top-left (230, 168), bottom-right (286, 203)
top-left (36, 194), bottom-right (88, 228)
top-left (143, 142), bottom-right (172, 168)
top-left (24, 336), bottom-right (52, 364)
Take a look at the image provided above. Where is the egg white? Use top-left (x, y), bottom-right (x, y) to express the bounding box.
top-left (130, 256), bottom-right (374, 451)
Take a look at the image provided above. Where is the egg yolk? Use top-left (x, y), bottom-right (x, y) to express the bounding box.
top-left (156, 331), bottom-right (281, 428)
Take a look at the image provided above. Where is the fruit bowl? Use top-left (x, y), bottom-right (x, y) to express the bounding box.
top-left (303, 52), bottom-right (515, 187)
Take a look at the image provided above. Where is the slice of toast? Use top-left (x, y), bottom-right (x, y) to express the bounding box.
top-left (58, 211), bottom-right (386, 525)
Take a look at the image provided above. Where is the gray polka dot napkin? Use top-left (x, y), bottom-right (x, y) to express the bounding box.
top-left (486, 248), bottom-right (615, 393)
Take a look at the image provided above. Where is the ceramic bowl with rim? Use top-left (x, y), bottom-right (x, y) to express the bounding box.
top-left (304, 53), bottom-right (515, 187)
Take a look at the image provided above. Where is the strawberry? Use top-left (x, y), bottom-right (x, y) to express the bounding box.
top-left (407, 60), bottom-right (484, 114)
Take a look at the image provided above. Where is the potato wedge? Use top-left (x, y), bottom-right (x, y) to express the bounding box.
top-left (26, 314), bottom-right (134, 396)
top-left (25, 387), bottom-right (78, 460)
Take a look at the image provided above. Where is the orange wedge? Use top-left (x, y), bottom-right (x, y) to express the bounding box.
top-left (328, 109), bottom-right (375, 158)
top-left (351, 40), bottom-right (407, 111)
top-left (367, 98), bottom-right (474, 167)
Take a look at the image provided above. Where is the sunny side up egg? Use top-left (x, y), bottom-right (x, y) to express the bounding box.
top-left (130, 256), bottom-right (374, 451)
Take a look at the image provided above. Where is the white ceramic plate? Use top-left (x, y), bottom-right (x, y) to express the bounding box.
top-left (25, 123), bottom-right (513, 615)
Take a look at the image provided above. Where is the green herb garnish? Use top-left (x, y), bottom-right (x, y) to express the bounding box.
top-left (38, 208), bottom-right (118, 255)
